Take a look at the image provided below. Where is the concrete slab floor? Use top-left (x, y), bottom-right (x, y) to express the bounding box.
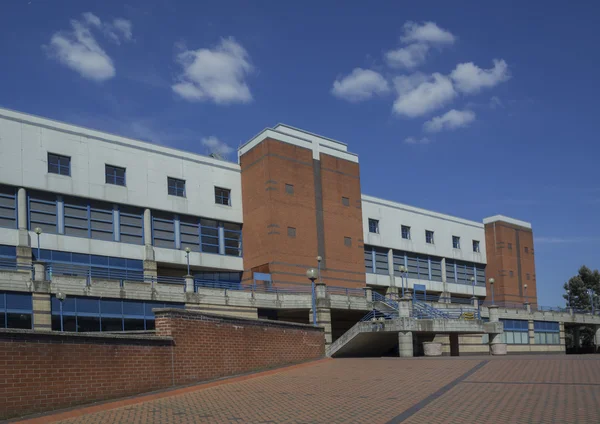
top-left (12, 355), bottom-right (600, 424)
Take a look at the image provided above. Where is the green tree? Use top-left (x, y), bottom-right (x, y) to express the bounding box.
top-left (563, 266), bottom-right (600, 349)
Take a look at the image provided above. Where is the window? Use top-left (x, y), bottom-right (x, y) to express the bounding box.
top-left (507, 243), bottom-right (513, 250)
top-left (509, 270), bottom-right (514, 277)
top-left (344, 236), bottom-right (352, 247)
top-left (0, 291), bottom-right (33, 329)
top-left (401, 225), bottom-right (411, 240)
top-left (28, 191), bottom-right (58, 234)
top-left (285, 184), bottom-right (294, 195)
top-left (342, 197), bottom-right (350, 206)
top-left (534, 321), bottom-right (560, 345)
top-left (473, 240), bottom-right (480, 253)
top-left (48, 153), bottom-right (71, 176)
top-left (452, 236), bottom-right (460, 249)
top-left (105, 165), bottom-right (126, 186)
top-left (287, 227), bottom-right (296, 238)
top-left (425, 230), bottom-right (434, 244)
top-left (51, 296), bottom-right (183, 332)
top-left (526, 273), bottom-right (530, 280)
top-left (215, 187), bottom-right (231, 205)
top-left (524, 246), bottom-right (529, 254)
top-left (501, 319), bottom-right (529, 344)
top-left (368, 219), bottom-right (379, 234)
top-left (364, 245), bottom-right (388, 274)
top-left (168, 177), bottom-right (186, 197)
top-left (0, 185), bottom-right (17, 229)
top-left (152, 212), bottom-right (176, 249)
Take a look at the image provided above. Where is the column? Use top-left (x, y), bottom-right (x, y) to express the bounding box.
top-left (528, 319), bottom-right (535, 344)
top-left (398, 295), bottom-right (412, 318)
top-left (16, 188), bottom-right (32, 267)
top-left (559, 322), bottom-right (566, 353)
top-left (440, 258), bottom-right (450, 303)
top-left (218, 224), bottom-right (225, 255)
top-left (488, 305), bottom-right (507, 355)
top-left (386, 248), bottom-right (398, 296)
top-left (143, 208), bottom-right (157, 280)
top-left (310, 282), bottom-right (332, 347)
top-left (398, 331), bottom-right (413, 357)
top-left (32, 293), bottom-right (51, 331)
top-left (184, 275), bottom-right (194, 294)
top-left (363, 286), bottom-right (373, 303)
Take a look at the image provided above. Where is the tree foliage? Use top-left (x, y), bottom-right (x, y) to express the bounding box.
top-left (562, 266), bottom-right (600, 310)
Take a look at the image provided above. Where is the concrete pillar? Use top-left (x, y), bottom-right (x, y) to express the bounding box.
top-left (363, 286), bottom-right (373, 302)
top-left (398, 295), bottom-right (412, 318)
top-left (386, 286), bottom-right (399, 298)
top-left (32, 293), bottom-right (51, 331)
top-left (528, 319), bottom-right (535, 344)
top-left (312, 283), bottom-right (332, 347)
top-left (473, 298), bottom-right (479, 309)
top-left (398, 331), bottom-right (413, 357)
top-left (33, 261), bottom-right (46, 282)
top-left (441, 257), bottom-right (448, 296)
top-left (525, 302), bottom-right (531, 313)
top-left (143, 209), bottom-right (156, 264)
top-left (143, 208), bottom-right (152, 244)
top-left (487, 305), bottom-right (507, 355)
top-left (17, 188), bottom-right (27, 230)
top-left (387, 248), bottom-right (395, 288)
top-left (559, 322), bottom-right (566, 352)
top-left (16, 188), bottom-right (33, 267)
top-left (184, 275), bottom-right (194, 293)
top-left (315, 282), bottom-right (327, 300)
top-left (143, 259), bottom-right (157, 281)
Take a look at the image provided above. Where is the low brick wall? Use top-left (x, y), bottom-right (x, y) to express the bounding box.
top-left (155, 309), bottom-right (325, 385)
top-left (0, 310), bottom-right (324, 420)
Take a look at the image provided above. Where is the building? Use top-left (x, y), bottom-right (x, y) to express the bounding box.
top-left (1, 107), bottom-right (592, 355)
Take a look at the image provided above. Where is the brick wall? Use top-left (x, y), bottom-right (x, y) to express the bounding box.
top-left (0, 310), bottom-right (324, 420)
top-left (155, 309), bottom-right (325, 385)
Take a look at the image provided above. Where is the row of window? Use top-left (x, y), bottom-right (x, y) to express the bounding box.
top-left (363, 245), bottom-right (486, 284)
top-left (496, 319), bottom-right (560, 345)
top-left (0, 291), bottom-right (33, 329)
top-left (368, 219), bottom-right (481, 252)
top-left (0, 186), bottom-right (243, 257)
top-left (51, 296), bottom-right (184, 332)
top-left (48, 153), bottom-right (232, 204)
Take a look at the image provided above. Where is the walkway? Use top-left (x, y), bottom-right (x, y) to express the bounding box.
top-left (15, 356), bottom-right (600, 424)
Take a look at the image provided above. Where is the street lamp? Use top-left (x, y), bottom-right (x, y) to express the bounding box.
top-left (56, 292), bottom-right (66, 332)
top-left (488, 277), bottom-right (495, 305)
top-left (470, 276), bottom-right (476, 305)
top-left (184, 247), bottom-right (191, 275)
top-left (398, 265), bottom-right (407, 297)
top-left (34, 227), bottom-right (42, 259)
top-left (306, 268), bottom-right (318, 327)
top-left (524, 284), bottom-right (529, 305)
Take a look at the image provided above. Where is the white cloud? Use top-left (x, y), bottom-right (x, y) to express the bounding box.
top-left (46, 13), bottom-right (133, 81)
top-left (201, 136), bottom-right (234, 156)
top-left (172, 37), bottom-right (253, 104)
top-left (450, 59), bottom-right (510, 94)
top-left (404, 136), bottom-right (430, 145)
top-left (400, 21), bottom-right (456, 45)
top-left (392, 73), bottom-right (456, 117)
top-left (385, 43), bottom-right (430, 70)
top-left (47, 19), bottom-right (115, 81)
top-left (423, 109), bottom-right (476, 133)
top-left (331, 68), bottom-right (389, 102)
top-left (535, 236), bottom-right (600, 244)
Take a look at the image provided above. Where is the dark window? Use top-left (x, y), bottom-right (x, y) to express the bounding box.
top-left (105, 165), bottom-right (126, 186)
top-left (168, 177), bottom-right (186, 197)
top-left (507, 243), bottom-right (513, 250)
top-left (524, 246), bottom-right (529, 254)
top-left (473, 240), bottom-right (480, 253)
top-left (526, 273), bottom-right (530, 280)
top-left (425, 230), bottom-right (434, 244)
top-left (368, 219), bottom-right (379, 234)
top-left (1, 292), bottom-right (33, 329)
top-left (200, 219), bottom-right (219, 254)
top-left (287, 227), bottom-right (296, 238)
top-left (342, 197), bottom-right (350, 206)
top-left (344, 236), bottom-right (351, 247)
top-left (214, 187), bottom-right (231, 205)
top-left (285, 184), bottom-right (294, 195)
top-left (509, 270), bottom-right (514, 277)
top-left (48, 153), bottom-right (71, 176)
top-left (0, 185), bottom-right (17, 229)
top-left (452, 236), bottom-right (460, 249)
top-left (401, 225), bottom-right (411, 240)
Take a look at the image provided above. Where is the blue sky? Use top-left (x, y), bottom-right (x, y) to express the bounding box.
top-left (1, 1), bottom-right (599, 306)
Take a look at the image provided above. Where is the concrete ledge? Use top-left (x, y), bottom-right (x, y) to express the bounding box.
top-left (154, 308), bottom-right (324, 332)
top-left (0, 328), bottom-right (173, 345)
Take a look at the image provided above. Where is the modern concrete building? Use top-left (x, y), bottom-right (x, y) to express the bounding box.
top-left (0, 107), bottom-right (597, 355)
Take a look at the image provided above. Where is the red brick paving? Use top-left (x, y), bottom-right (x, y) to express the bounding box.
top-left (14, 355), bottom-right (600, 424)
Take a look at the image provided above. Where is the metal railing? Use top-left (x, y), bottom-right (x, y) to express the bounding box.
top-left (196, 279), bottom-right (243, 291)
top-left (372, 292), bottom-right (399, 309)
top-left (412, 300), bottom-right (450, 319)
top-left (360, 309), bottom-right (398, 322)
top-left (0, 258), bottom-right (33, 272)
top-left (327, 286), bottom-right (365, 297)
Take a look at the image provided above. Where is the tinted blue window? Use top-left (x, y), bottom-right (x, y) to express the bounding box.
top-left (126, 259), bottom-right (143, 270)
top-left (71, 253), bottom-right (90, 264)
top-left (53, 251), bottom-right (71, 262)
top-left (0, 245), bottom-right (16, 257)
top-left (144, 302), bottom-right (163, 316)
top-left (0, 293), bottom-right (5, 309)
top-left (101, 299), bottom-right (122, 315)
top-left (76, 298), bottom-right (99, 314)
top-left (123, 301), bottom-right (144, 316)
top-left (6, 292), bottom-right (32, 311)
top-left (91, 255), bottom-right (109, 266)
top-left (109, 257), bottom-right (127, 268)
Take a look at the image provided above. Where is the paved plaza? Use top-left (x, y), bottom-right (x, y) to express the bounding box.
top-left (15, 356), bottom-right (600, 424)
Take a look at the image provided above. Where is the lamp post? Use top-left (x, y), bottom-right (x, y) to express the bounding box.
top-left (316, 256), bottom-right (322, 284)
top-left (398, 265), bottom-right (407, 297)
top-left (184, 247), bottom-right (191, 275)
top-left (56, 292), bottom-right (66, 332)
top-left (470, 276), bottom-right (476, 305)
top-left (306, 268), bottom-right (318, 327)
top-left (524, 284), bottom-right (529, 305)
top-left (488, 277), bottom-right (495, 305)
top-left (34, 227), bottom-right (42, 259)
